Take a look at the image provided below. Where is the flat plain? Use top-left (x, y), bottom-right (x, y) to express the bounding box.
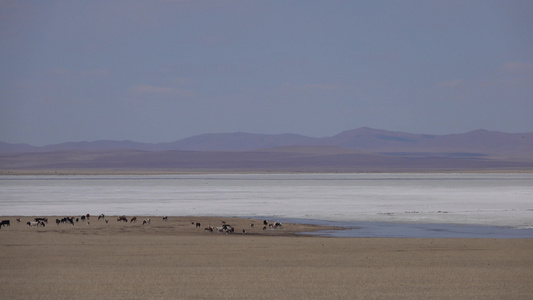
top-left (1, 216), bottom-right (532, 299)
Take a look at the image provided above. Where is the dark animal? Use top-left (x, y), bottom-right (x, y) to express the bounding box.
top-left (217, 224), bottom-right (234, 234)
top-left (117, 216), bottom-right (128, 222)
top-left (163, 216), bottom-right (168, 221)
top-left (35, 217), bottom-right (48, 223)
top-left (142, 219), bottom-right (151, 225)
top-left (0, 220), bottom-right (10, 227)
top-left (130, 217), bottom-right (137, 223)
top-left (98, 214), bottom-right (105, 220)
top-left (195, 222), bottom-right (201, 228)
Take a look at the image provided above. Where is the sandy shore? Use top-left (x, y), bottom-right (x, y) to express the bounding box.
top-left (1, 216), bottom-right (532, 299)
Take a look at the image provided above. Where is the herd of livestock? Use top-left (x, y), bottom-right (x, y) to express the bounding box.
top-left (0, 214), bottom-right (282, 235)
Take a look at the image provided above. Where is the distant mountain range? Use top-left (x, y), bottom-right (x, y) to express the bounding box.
top-left (1, 128), bottom-right (532, 173)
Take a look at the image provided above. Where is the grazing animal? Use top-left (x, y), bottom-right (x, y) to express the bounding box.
top-left (105, 219), bottom-right (109, 224)
top-left (163, 216), bottom-right (168, 221)
top-left (268, 222), bottom-right (282, 229)
top-left (56, 219), bottom-right (61, 226)
top-left (86, 214), bottom-right (90, 220)
top-left (16, 218), bottom-right (21, 223)
top-left (204, 226), bottom-right (214, 232)
top-left (117, 216), bottom-right (128, 222)
top-left (60, 217), bottom-right (74, 225)
top-left (0, 220), bottom-right (10, 227)
top-left (26, 221), bottom-right (42, 227)
top-left (81, 215), bottom-right (86, 221)
top-left (195, 222), bottom-right (201, 228)
top-left (98, 214), bottom-right (105, 220)
top-left (216, 224), bottom-right (234, 234)
top-left (142, 219), bottom-right (151, 225)
top-left (130, 217), bottom-right (137, 223)
top-left (263, 220), bottom-right (268, 226)
top-left (35, 217), bottom-right (48, 223)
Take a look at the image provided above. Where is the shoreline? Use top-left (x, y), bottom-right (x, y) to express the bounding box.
top-left (2, 215), bottom-right (532, 239)
top-left (0, 215), bottom-right (340, 237)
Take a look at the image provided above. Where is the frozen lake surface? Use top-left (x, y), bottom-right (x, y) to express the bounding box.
top-left (1, 173), bottom-right (532, 238)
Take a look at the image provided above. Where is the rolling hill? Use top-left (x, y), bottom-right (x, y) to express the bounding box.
top-left (1, 128), bottom-right (532, 173)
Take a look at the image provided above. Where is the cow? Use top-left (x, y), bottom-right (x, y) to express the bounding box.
top-left (27, 221), bottom-right (44, 227)
top-left (216, 224), bottom-right (234, 234)
top-left (142, 219), bottom-right (151, 225)
top-left (195, 222), bottom-right (201, 228)
top-left (98, 214), bottom-right (105, 220)
top-left (162, 216), bottom-right (168, 221)
top-left (117, 216), bottom-right (128, 222)
top-left (35, 217), bottom-right (48, 223)
top-left (130, 217), bottom-right (137, 223)
top-left (0, 220), bottom-right (10, 227)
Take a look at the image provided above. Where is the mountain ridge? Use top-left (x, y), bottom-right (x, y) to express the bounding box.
top-left (2, 127), bottom-right (531, 159)
top-left (1, 128), bottom-right (532, 173)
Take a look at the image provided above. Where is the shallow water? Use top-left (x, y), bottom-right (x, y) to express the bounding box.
top-left (286, 218), bottom-right (533, 238)
top-left (1, 173), bottom-right (532, 238)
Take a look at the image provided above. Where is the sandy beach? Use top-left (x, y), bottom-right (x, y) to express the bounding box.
top-left (1, 216), bottom-right (532, 299)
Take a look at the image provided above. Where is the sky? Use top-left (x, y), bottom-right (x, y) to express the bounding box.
top-left (1, 0), bottom-right (533, 146)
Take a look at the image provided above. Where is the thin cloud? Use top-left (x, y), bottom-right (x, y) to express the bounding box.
top-left (502, 61), bottom-right (533, 73)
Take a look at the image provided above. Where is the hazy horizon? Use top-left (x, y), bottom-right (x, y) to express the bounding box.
top-left (2, 1), bottom-right (532, 146)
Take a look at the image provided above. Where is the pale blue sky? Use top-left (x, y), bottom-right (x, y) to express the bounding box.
top-left (1, 0), bottom-right (532, 145)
